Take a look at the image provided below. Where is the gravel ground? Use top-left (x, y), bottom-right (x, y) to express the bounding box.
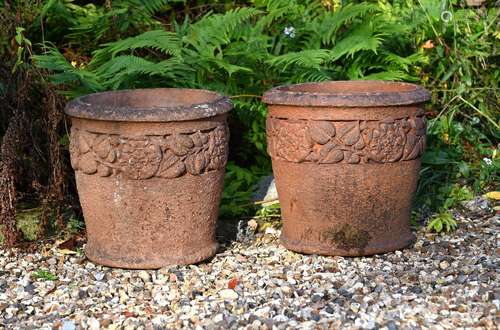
top-left (0, 209), bottom-right (498, 329)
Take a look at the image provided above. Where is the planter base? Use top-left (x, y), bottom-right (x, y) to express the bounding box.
top-left (85, 242), bottom-right (218, 269)
top-left (280, 232), bottom-right (415, 257)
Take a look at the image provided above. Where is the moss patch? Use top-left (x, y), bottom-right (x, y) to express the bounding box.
top-left (323, 224), bottom-right (371, 251)
top-left (0, 207), bottom-right (42, 244)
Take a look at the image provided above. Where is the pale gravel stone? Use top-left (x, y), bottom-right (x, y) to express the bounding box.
top-left (218, 289), bottom-right (239, 300)
top-left (61, 320), bottom-right (76, 330)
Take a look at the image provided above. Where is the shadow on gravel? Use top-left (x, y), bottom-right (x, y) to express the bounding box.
top-left (215, 218), bottom-right (255, 250)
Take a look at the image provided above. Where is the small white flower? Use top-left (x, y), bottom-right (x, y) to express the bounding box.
top-left (283, 26), bottom-right (296, 38)
top-left (483, 157), bottom-right (493, 165)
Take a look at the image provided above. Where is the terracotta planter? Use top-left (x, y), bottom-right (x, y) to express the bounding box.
top-left (65, 89), bottom-right (232, 268)
top-left (263, 81), bottom-right (430, 256)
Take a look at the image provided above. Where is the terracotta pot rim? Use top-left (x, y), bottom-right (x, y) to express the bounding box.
top-left (262, 80), bottom-right (431, 107)
top-left (65, 88), bottom-right (232, 122)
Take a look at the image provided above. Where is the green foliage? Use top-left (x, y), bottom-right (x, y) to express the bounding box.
top-left (33, 47), bottom-right (102, 95)
top-left (32, 269), bottom-right (58, 281)
top-left (255, 202), bottom-right (281, 220)
top-left (412, 0), bottom-right (499, 217)
top-left (250, 202), bottom-right (281, 233)
top-left (67, 216), bottom-right (84, 234)
top-left (443, 184), bottom-right (474, 211)
top-left (426, 185), bottom-right (473, 233)
top-left (12, 27), bottom-right (32, 72)
top-left (0, 207), bottom-right (42, 244)
top-left (7, 0), bottom-right (497, 226)
top-left (91, 30), bottom-right (182, 65)
top-left (34, 1), bottom-right (422, 92)
top-left (427, 211), bottom-right (457, 233)
top-left (39, 0), bottom-right (174, 47)
top-left (219, 163), bottom-right (258, 218)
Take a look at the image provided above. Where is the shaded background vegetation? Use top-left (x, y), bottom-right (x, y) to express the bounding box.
top-left (0, 0), bottom-right (498, 246)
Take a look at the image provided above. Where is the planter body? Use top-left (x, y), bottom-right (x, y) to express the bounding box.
top-left (263, 81), bottom-right (430, 256)
top-left (65, 89), bottom-right (232, 268)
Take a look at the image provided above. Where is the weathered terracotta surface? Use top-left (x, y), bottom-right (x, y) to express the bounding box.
top-left (263, 81), bottom-right (430, 256)
top-left (65, 89), bottom-right (232, 269)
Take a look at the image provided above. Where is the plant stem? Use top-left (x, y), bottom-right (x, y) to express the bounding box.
top-left (457, 96), bottom-right (499, 130)
top-left (230, 94), bottom-right (261, 99)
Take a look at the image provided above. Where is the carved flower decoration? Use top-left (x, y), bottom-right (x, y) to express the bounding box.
top-left (69, 129), bottom-right (99, 175)
top-left (69, 129), bottom-right (118, 176)
top-left (268, 119), bottom-right (312, 162)
top-left (267, 116), bottom-right (426, 165)
top-left (69, 128), bottom-right (82, 170)
top-left (207, 126), bottom-right (228, 171)
top-left (165, 131), bottom-right (211, 176)
top-left (402, 116), bottom-right (426, 160)
top-left (69, 124), bottom-right (229, 179)
top-left (185, 131), bottom-right (211, 175)
top-left (118, 138), bottom-right (162, 179)
top-left (157, 126), bottom-right (228, 177)
top-left (306, 121), bottom-right (365, 164)
top-left (157, 149), bottom-right (186, 178)
top-left (365, 121), bottom-right (406, 163)
top-left (92, 135), bottom-right (117, 177)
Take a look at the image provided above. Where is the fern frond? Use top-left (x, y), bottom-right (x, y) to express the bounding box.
top-left (382, 52), bottom-right (428, 72)
top-left (66, 4), bottom-right (113, 42)
top-left (361, 70), bottom-right (411, 81)
top-left (184, 7), bottom-right (261, 50)
top-left (292, 69), bottom-right (332, 83)
top-left (375, 21), bottom-right (411, 35)
top-left (319, 3), bottom-right (380, 45)
top-left (96, 55), bottom-right (157, 76)
top-left (97, 55), bottom-right (183, 78)
top-left (40, 0), bottom-right (74, 22)
top-left (211, 58), bottom-right (253, 76)
top-left (96, 55), bottom-right (189, 89)
top-left (33, 47), bottom-right (103, 93)
top-left (267, 49), bottom-right (331, 71)
top-left (254, 0), bottom-right (299, 30)
top-left (329, 24), bottom-right (382, 61)
top-left (126, 0), bottom-right (170, 16)
top-left (223, 37), bottom-right (269, 61)
top-left (90, 30), bottom-right (181, 67)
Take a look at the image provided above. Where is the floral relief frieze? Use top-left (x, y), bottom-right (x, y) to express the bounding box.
top-left (266, 116), bottom-right (426, 164)
top-left (69, 125), bottom-right (228, 179)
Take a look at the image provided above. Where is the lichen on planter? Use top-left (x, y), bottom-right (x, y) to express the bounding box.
top-left (65, 88), bottom-right (232, 269)
top-left (263, 80), bottom-right (431, 256)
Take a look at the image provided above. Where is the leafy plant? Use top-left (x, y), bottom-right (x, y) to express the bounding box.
top-left (219, 163), bottom-right (260, 218)
top-left (35, 1), bottom-right (427, 93)
top-left (426, 184), bottom-right (474, 233)
top-left (32, 269), bottom-right (58, 281)
top-left (411, 0), bottom-right (499, 219)
top-left (38, 0), bottom-right (175, 48)
top-left (427, 211), bottom-right (457, 233)
top-left (255, 202), bottom-right (281, 220)
top-left (67, 216), bottom-right (84, 234)
top-left (12, 27), bottom-right (32, 72)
